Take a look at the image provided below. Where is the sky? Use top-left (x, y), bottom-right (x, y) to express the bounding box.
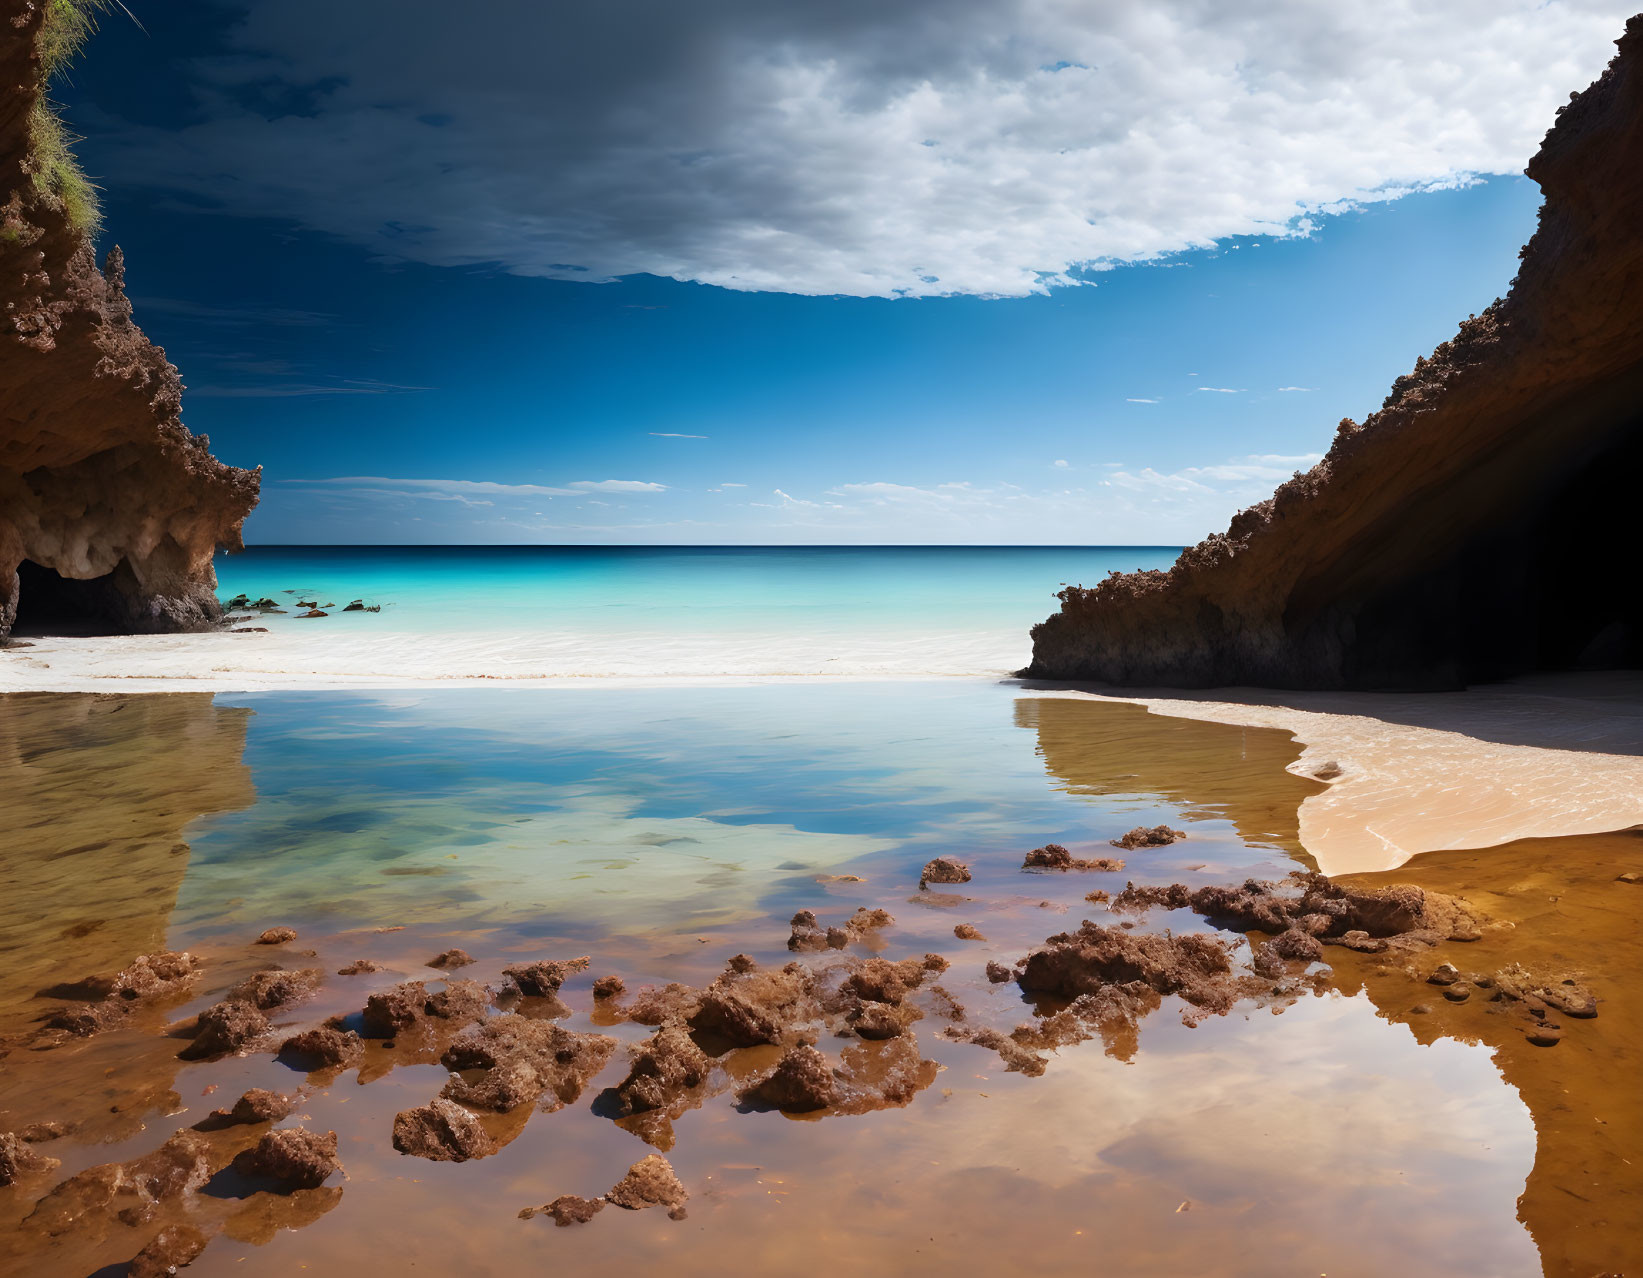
top-left (58, 0), bottom-right (1635, 545)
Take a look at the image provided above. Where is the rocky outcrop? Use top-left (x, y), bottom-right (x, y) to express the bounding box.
top-left (1026, 17), bottom-right (1643, 690)
top-left (1, 0), bottom-right (258, 640)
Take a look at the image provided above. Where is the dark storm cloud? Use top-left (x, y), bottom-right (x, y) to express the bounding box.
top-left (92, 0), bottom-right (1631, 296)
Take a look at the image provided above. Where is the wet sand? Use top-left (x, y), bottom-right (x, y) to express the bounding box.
top-left (1331, 830), bottom-right (1643, 1278)
top-left (0, 684), bottom-right (1637, 1277)
top-left (1029, 672), bottom-right (1643, 873)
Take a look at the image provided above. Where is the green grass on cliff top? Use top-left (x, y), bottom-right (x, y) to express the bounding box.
top-left (28, 0), bottom-right (118, 236)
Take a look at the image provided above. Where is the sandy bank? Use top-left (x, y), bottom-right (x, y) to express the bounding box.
top-left (0, 626), bottom-right (1026, 692)
top-left (1029, 673), bottom-right (1643, 875)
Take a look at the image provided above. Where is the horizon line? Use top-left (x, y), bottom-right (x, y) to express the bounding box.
top-left (225, 542), bottom-right (1189, 551)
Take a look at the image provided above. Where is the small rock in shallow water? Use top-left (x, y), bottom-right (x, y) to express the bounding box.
top-left (1442, 984), bottom-right (1471, 1003)
top-left (278, 1025), bottom-right (363, 1070)
top-left (502, 956), bottom-right (591, 996)
top-left (0, 1132), bottom-right (59, 1185)
top-left (739, 1045), bottom-right (838, 1111)
top-left (526, 1195), bottom-right (606, 1227)
top-left (232, 1127), bottom-right (341, 1190)
top-left (610, 1026), bottom-right (711, 1116)
top-left (256, 926), bottom-right (298, 945)
top-left (180, 1001), bottom-right (268, 1059)
top-left (393, 1097), bottom-right (497, 1162)
top-left (427, 948), bottom-right (474, 970)
top-left (18, 1121), bottom-right (72, 1143)
top-left (605, 1154), bottom-right (688, 1218)
top-left (227, 967), bottom-right (322, 1011)
top-left (128, 1224), bottom-right (208, 1278)
top-left (1110, 825), bottom-right (1186, 850)
top-left (953, 923), bottom-right (985, 941)
top-left (919, 857), bottom-right (971, 888)
top-left (336, 959), bottom-right (379, 975)
top-left (592, 975), bottom-right (626, 999)
top-left (1616, 871), bottom-right (1642, 884)
top-left (194, 1088), bottom-right (295, 1131)
top-left (1427, 963), bottom-right (1462, 986)
top-left (1526, 1024), bottom-right (1563, 1047)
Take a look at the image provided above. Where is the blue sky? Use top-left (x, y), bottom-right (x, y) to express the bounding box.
top-left (60, 1), bottom-right (1631, 544)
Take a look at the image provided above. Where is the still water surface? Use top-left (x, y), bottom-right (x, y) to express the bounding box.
top-left (0, 684), bottom-right (1543, 1276)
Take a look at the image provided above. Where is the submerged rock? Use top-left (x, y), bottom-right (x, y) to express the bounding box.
top-left (128, 1224), bottom-right (208, 1278)
top-left (255, 927), bottom-right (298, 945)
top-left (527, 1195), bottom-right (606, 1227)
top-left (42, 951), bottom-right (200, 1037)
top-left (0, 1132), bottom-right (58, 1186)
top-left (27, 1131), bottom-right (216, 1234)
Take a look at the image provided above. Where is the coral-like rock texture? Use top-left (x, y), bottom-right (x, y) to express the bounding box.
top-left (1027, 19), bottom-right (1643, 690)
top-left (1, 1), bottom-right (257, 639)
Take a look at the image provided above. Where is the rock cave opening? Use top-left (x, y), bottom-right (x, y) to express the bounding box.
top-left (1288, 395), bottom-right (1643, 689)
top-left (10, 560), bottom-right (132, 637)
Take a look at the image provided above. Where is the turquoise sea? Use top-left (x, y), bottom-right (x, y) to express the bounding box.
top-left (50, 543), bottom-right (1195, 685)
top-left (217, 543), bottom-right (1173, 640)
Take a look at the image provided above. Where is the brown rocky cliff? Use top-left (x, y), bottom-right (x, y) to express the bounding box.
top-left (0, 0), bottom-right (259, 638)
top-left (1027, 15), bottom-right (1643, 690)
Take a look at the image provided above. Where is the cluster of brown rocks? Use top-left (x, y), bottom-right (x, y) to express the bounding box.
top-left (2, 835), bottom-right (1607, 1266)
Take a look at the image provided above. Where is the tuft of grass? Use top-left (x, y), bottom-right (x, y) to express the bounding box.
top-left (39, 0), bottom-right (110, 77)
top-left (28, 0), bottom-right (117, 235)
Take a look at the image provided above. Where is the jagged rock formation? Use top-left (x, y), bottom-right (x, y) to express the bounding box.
top-left (1, 0), bottom-right (258, 639)
top-left (1027, 16), bottom-right (1643, 690)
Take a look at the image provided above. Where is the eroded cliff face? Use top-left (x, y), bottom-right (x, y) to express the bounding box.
top-left (0, 0), bottom-right (258, 639)
top-left (1027, 16), bottom-right (1643, 691)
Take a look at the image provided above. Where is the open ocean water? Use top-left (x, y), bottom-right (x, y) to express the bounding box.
top-left (199, 544), bottom-right (1184, 681)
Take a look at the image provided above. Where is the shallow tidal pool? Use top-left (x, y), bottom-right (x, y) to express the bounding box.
top-left (0, 683), bottom-right (1549, 1276)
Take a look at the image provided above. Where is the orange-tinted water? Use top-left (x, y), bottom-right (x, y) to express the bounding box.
top-left (0, 686), bottom-right (1633, 1276)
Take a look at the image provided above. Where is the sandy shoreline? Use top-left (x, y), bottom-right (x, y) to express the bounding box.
top-left (1041, 674), bottom-right (1643, 875)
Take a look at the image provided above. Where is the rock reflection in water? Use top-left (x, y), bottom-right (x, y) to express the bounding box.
top-left (0, 693), bottom-right (253, 1032)
top-left (0, 686), bottom-right (1563, 1276)
top-left (1027, 692), bottom-right (1642, 1278)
